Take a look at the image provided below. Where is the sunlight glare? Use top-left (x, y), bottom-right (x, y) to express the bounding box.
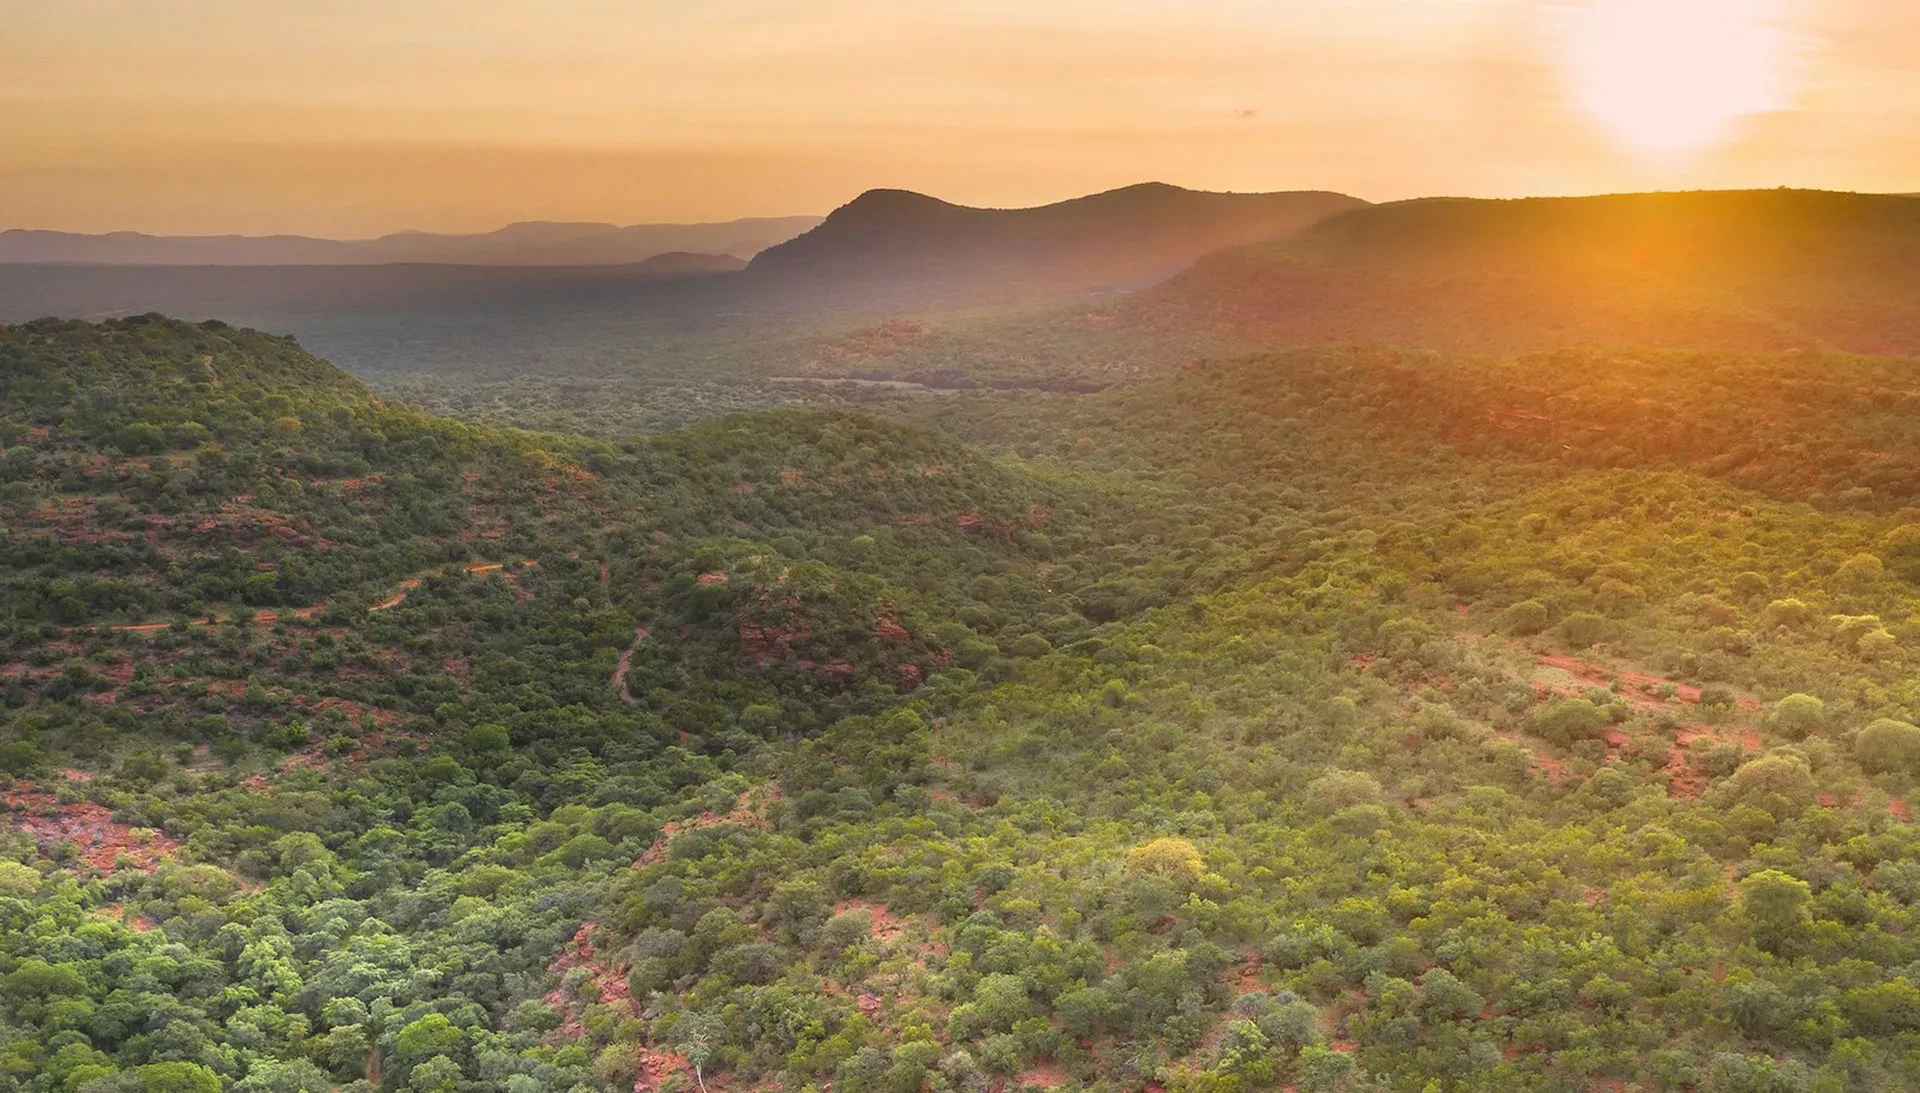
top-left (1561, 0), bottom-right (1794, 155)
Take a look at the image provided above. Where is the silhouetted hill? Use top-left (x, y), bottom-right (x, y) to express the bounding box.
top-left (747, 183), bottom-right (1366, 303)
top-left (1143, 188), bottom-right (1920, 354)
top-left (0, 215), bottom-right (818, 265)
top-left (630, 251), bottom-right (747, 274)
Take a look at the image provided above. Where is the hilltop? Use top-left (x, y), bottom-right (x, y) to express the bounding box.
top-left (781, 187), bottom-right (1920, 389)
top-left (747, 183), bottom-right (1367, 304)
top-left (1146, 187), bottom-right (1920, 355)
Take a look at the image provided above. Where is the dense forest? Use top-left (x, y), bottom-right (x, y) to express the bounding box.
top-left (4, 314), bottom-right (1920, 1093)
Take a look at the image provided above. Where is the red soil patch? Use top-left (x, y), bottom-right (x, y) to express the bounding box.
top-left (873, 607), bottom-right (911, 644)
top-left (634, 1047), bottom-right (691, 1092)
top-left (833, 899), bottom-right (906, 942)
top-left (546, 923), bottom-right (633, 1017)
top-left (697, 571), bottom-right (728, 585)
top-left (1224, 950), bottom-right (1266, 994)
top-left (369, 578), bottom-right (421, 612)
top-left (1014, 1061), bottom-right (1070, 1089)
top-left (3, 784), bottom-right (179, 873)
top-left (1663, 725), bottom-right (1761, 800)
top-left (1494, 731), bottom-right (1567, 781)
top-left (1530, 651), bottom-right (1702, 708)
top-left (634, 789), bottom-right (781, 868)
top-left (99, 903), bottom-right (157, 931)
top-left (1891, 798), bottom-right (1912, 822)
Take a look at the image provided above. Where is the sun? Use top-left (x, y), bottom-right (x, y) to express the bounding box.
top-left (1560, 0), bottom-right (1795, 155)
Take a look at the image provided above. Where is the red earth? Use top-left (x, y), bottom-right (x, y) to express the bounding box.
top-left (3, 784), bottom-right (179, 873)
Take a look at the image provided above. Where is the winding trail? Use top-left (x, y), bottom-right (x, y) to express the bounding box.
top-left (612, 626), bottom-right (650, 703)
top-left (106, 559), bottom-right (533, 632)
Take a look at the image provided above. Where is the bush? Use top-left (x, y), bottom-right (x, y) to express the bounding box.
top-left (1125, 837), bottom-right (1204, 881)
top-left (1766, 694), bottom-right (1826, 739)
top-left (1559, 612), bottom-right (1611, 646)
top-left (1759, 598), bottom-right (1814, 630)
top-left (1835, 553), bottom-right (1885, 585)
top-left (1855, 719), bottom-right (1920, 774)
top-left (1859, 629), bottom-right (1901, 662)
top-left (1305, 770), bottom-right (1383, 812)
top-left (1501, 599), bottom-right (1550, 635)
top-left (1532, 698), bottom-right (1608, 746)
top-left (1723, 754), bottom-right (1816, 813)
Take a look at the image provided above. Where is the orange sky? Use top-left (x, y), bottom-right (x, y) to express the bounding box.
top-left (6, 0), bottom-right (1915, 236)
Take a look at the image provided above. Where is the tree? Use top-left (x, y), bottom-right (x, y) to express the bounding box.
top-left (1722, 754), bottom-right (1816, 813)
top-left (1855, 719), bottom-right (1920, 774)
top-left (137, 1062), bottom-right (222, 1093)
top-left (1532, 698), bottom-right (1608, 746)
top-left (393, 1013), bottom-right (464, 1067)
top-left (234, 1059), bottom-right (333, 1093)
top-left (1501, 600), bottom-right (1549, 635)
top-left (1126, 837), bottom-right (1205, 882)
top-left (1739, 870), bottom-right (1811, 949)
top-left (407, 1056), bottom-right (462, 1093)
top-left (1766, 694), bottom-right (1826, 740)
top-left (672, 1011), bottom-right (727, 1093)
top-left (1759, 598), bottom-right (1814, 630)
top-left (1306, 771), bottom-right (1382, 812)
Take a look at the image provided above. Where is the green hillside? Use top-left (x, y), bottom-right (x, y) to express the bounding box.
top-left (6, 320), bottom-right (1920, 1092)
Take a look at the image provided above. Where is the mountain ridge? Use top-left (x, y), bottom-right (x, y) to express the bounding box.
top-left (746, 183), bottom-right (1368, 302)
top-left (0, 215), bottom-right (821, 266)
top-left (1138, 186), bottom-right (1920, 355)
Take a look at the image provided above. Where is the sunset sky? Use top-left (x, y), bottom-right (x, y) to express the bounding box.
top-left (7, 0), bottom-right (1916, 236)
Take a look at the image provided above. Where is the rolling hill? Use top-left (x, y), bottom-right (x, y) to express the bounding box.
top-left (1143, 187), bottom-right (1920, 355)
top-left (12, 319), bottom-right (1920, 1090)
top-left (0, 215), bottom-right (820, 266)
top-left (779, 188), bottom-right (1920, 390)
top-left (0, 184), bottom-right (1366, 388)
top-left (748, 182), bottom-right (1367, 303)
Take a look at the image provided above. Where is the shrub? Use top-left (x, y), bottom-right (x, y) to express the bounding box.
top-left (1759, 598), bottom-right (1814, 630)
top-left (1559, 612), bottom-right (1611, 646)
top-left (1855, 719), bottom-right (1920, 774)
top-left (1835, 553), bottom-right (1885, 585)
top-left (1766, 694), bottom-right (1826, 739)
top-left (1723, 754), bottom-right (1816, 813)
top-left (1501, 599), bottom-right (1549, 635)
top-left (1532, 698), bottom-right (1608, 746)
top-left (1859, 629), bottom-right (1901, 662)
top-left (1125, 837), bottom-right (1204, 881)
top-left (1305, 770), bottom-right (1383, 812)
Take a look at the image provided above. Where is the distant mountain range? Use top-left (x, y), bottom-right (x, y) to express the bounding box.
top-left (0, 217), bottom-right (820, 266)
top-left (1140, 188), bottom-right (1920, 355)
top-left (747, 183), bottom-right (1367, 301)
top-left (20, 185), bottom-right (1917, 386)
